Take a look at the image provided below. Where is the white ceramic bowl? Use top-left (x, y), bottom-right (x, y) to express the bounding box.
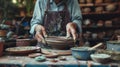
top-left (90, 54), bottom-right (111, 63)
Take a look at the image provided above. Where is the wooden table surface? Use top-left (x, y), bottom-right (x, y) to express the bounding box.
top-left (0, 55), bottom-right (119, 67)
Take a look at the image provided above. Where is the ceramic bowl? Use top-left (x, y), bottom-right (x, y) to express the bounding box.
top-left (90, 53), bottom-right (111, 63)
top-left (5, 46), bottom-right (38, 55)
top-left (71, 47), bottom-right (96, 60)
top-left (97, 49), bottom-right (120, 61)
top-left (42, 36), bottom-right (74, 50)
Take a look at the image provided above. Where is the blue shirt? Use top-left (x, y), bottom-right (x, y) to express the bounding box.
top-left (30, 0), bottom-right (82, 34)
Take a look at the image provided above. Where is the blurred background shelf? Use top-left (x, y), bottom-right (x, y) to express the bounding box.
top-left (79, 0), bottom-right (120, 46)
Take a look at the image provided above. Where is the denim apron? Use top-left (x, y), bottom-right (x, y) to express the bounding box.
top-left (37, 0), bottom-right (71, 48)
top-left (44, 0), bottom-right (70, 36)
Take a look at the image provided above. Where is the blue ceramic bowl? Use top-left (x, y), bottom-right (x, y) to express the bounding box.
top-left (71, 47), bottom-right (96, 60)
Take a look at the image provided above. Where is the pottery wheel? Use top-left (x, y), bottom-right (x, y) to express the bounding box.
top-left (41, 48), bottom-right (71, 56)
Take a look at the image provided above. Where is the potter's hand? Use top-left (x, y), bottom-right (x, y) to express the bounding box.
top-left (35, 25), bottom-right (47, 42)
top-left (66, 22), bottom-right (78, 40)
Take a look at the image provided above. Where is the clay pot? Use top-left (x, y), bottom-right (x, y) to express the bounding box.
top-left (95, 7), bottom-right (104, 13)
top-left (105, 20), bottom-right (112, 27)
top-left (83, 8), bottom-right (91, 13)
top-left (97, 20), bottom-right (104, 27)
top-left (106, 4), bottom-right (117, 12)
top-left (0, 30), bottom-right (7, 37)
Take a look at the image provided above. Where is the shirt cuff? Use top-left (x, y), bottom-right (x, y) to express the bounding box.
top-left (73, 20), bottom-right (82, 33)
top-left (30, 24), bottom-right (38, 35)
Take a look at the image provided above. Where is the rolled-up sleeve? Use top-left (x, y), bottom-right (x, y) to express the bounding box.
top-left (30, 0), bottom-right (44, 34)
top-left (68, 0), bottom-right (82, 33)
top-left (30, 0), bottom-right (82, 34)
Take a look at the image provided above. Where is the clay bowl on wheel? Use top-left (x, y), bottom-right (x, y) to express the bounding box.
top-left (42, 36), bottom-right (74, 50)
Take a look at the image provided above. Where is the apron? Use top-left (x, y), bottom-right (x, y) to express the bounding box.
top-left (37, 0), bottom-right (71, 48)
top-left (44, 0), bottom-right (70, 36)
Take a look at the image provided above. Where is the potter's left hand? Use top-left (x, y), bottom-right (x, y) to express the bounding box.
top-left (66, 22), bottom-right (78, 40)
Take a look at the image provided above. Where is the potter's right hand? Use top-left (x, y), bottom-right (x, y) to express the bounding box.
top-left (34, 25), bottom-right (47, 42)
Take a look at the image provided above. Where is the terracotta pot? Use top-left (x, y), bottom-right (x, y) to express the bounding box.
top-left (0, 30), bottom-right (7, 37)
top-left (106, 4), bottom-right (117, 12)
